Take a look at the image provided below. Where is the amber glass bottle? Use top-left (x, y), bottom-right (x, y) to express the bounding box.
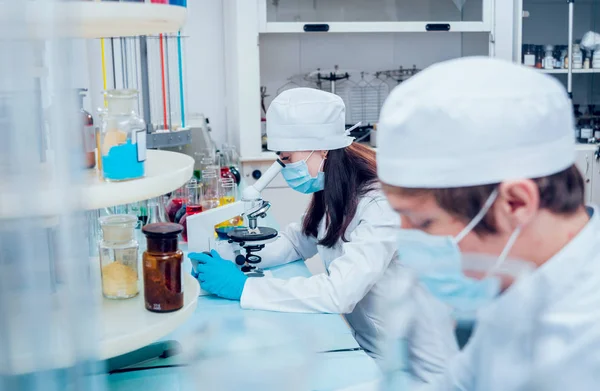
top-left (142, 223), bottom-right (184, 313)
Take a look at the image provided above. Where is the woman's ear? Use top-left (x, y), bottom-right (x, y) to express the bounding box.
top-left (321, 150), bottom-right (329, 159)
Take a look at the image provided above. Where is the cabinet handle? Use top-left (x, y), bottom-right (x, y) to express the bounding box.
top-left (426, 23), bottom-right (451, 32)
top-left (586, 155), bottom-right (590, 176)
top-left (303, 24), bottom-right (329, 32)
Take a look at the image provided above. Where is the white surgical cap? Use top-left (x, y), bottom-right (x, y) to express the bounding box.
top-left (377, 57), bottom-right (576, 188)
top-left (267, 88), bottom-right (353, 152)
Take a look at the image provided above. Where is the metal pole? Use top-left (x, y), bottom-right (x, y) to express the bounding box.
top-left (567, 0), bottom-right (574, 99)
top-left (139, 36), bottom-right (153, 134)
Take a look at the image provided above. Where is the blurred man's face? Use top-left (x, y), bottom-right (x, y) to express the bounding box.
top-left (382, 184), bottom-right (514, 257)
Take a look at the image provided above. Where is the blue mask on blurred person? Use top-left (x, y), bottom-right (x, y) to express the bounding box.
top-left (396, 189), bottom-right (524, 320)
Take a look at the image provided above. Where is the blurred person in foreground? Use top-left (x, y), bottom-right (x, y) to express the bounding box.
top-left (377, 56), bottom-right (599, 390)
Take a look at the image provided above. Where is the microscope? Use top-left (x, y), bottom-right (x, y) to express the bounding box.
top-left (187, 159), bottom-right (286, 288)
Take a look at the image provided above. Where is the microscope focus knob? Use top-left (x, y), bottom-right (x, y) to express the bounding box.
top-left (252, 169), bottom-right (262, 180)
top-left (235, 254), bottom-right (247, 266)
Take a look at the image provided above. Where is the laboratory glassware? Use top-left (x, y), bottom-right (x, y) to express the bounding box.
top-left (147, 197), bottom-right (167, 225)
top-left (166, 186), bottom-right (186, 222)
top-left (99, 89), bottom-right (146, 182)
top-left (98, 214), bottom-right (140, 299)
top-left (78, 89), bottom-right (95, 169)
top-left (201, 169), bottom-right (220, 211)
top-left (221, 146), bottom-right (242, 184)
top-left (180, 178), bottom-right (202, 242)
top-left (215, 179), bottom-right (242, 229)
top-left (218, 152), bottom-right (236, 182)
top-left (142, 223), bottom-right (184, 313)
top-left (572, 44), bottom-right (583, 69)
top-left (522, 44), bottom-right (536, 67)
top-left (543, 45), bottom-right (555, 70)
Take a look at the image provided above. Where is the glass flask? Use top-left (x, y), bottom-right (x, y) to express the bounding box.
top-left (181, 178), bottom-right (203, 242)
top-left (201, 169), bottom-right (220, 211)
top-left (100, 89), bottom-right (146, 182)
top-left (142, 223), bottom-right (184, 313)
top-left (98, 214), bottom-right (140, 299)
top-left (222, 145), bottom-right (241, 184)
top-left (146, 197), bottom-right (167, 225)
top-left (218, 152), bottom-right (236, 182)
top-left (166, 186), bottom-right (186, 223)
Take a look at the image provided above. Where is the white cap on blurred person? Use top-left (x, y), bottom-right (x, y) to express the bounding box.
top-left (377, 57), bottom-right (576, 188)
top-left (267, 88), bottom-right (354, 152)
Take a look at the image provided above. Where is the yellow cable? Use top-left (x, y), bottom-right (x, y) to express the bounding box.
top-left (100, 38), bottom-right (108, 106)
top-left (98, 37), bottom-right (108, 172)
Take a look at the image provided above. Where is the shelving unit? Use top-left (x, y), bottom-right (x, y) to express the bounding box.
top-left (100, 273), bottom-right (199, 360)
top-left (0, 150), bottom-right (194, 219)
top-left (84, 150), bottom-right (194, 211)
top-left (1, 1), bottom-right (187, 39)
top-left (516, 0), bottom-right (600, 98)
top-left (1, 1), bottom-right (197, 376)
top-left (540, 68), bottom-right (600, 74)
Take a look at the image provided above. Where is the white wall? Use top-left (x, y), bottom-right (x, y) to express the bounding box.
top-left (258, 32), bottom-right (489, 116)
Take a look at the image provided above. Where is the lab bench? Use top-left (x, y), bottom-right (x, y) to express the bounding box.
top-left (105, 260), bottom-right (382, 391)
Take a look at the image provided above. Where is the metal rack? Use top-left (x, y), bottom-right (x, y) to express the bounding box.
top-left (274, 65), bottom-right (420, 127)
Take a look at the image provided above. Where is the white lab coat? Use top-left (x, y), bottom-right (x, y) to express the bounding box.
top-left (240, 189), bottom-right (458, 383)
top-left (423, 206), bottom-right (600, 391)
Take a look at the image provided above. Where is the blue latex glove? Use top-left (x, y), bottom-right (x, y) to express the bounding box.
top-left (188, 250), bottom-right (248, 301)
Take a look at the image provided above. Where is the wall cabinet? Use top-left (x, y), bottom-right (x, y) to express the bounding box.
top-left (575, 144), bottom-right (600, 204)
top-left (223, 0), bottom-right (512, 164)
top-left (259, 0), bottom-right (493, 33)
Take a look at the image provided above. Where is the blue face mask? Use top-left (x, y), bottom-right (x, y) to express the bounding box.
top-left (281, 151), bottom-right (325, 194)
top-left (397, 189), bottom-right (524, 320)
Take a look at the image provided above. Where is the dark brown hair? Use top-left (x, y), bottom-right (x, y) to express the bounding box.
top-left (302, 143), bottom-right (378, 247)
top-left (390, 165), bottom-right (585, 235)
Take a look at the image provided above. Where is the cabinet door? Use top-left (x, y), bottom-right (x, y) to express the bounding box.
top-left (260, 0), bottom-right (493, 33)
top-left (575, 149), bottom-right (593, 204)
top-left (591, 150), bottom-right (600, 206)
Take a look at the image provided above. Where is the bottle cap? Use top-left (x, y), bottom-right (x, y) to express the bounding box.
top-left (142, 222), bottom-right (183, 238)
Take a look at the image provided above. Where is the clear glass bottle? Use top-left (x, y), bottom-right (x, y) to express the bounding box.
top-left (543, 45), bottom-right (554, 70)
top-left (98, 215), bottom-right (140, 299)
top-left (100, 89), bottom-right (146, 182)
top-left (572, 44), bottom-right (583, 69)
top-left (78, 89), bottom-right (95, 169)
top-left (142, 223), bottom-right (184, 313)
top-left (593, 50), bottom-right (600, 69)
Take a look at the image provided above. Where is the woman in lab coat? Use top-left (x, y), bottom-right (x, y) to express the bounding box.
top-left (377, 57), bottom-right (599, 390)
top-left (189, 88), bottom-right (458, 383)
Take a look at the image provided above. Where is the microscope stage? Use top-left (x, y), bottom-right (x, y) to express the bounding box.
top-left (227, 227), bottom-right (278, 243)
